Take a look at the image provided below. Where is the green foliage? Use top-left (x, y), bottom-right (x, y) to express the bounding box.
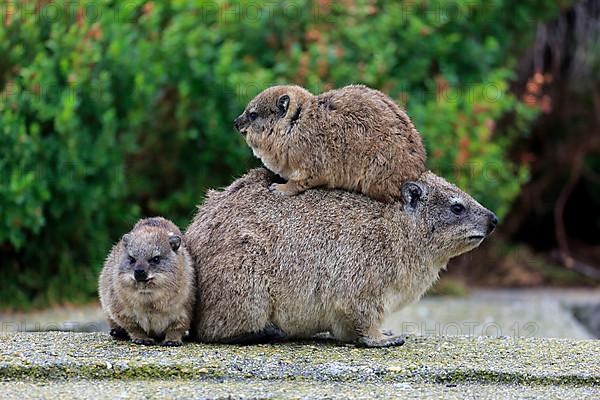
top-left (0, 0), bottom-right (561, 309)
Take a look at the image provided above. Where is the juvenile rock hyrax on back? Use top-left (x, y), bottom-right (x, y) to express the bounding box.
top-left (186, 168), bottom-right (497, 346)
top-left (233, 85), bottom-right (426, 202)
top-left (99, 217), bottom-right (195, 346)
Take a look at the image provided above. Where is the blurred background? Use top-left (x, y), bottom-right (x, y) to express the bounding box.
top-left (0, 0), bottom-right (598, 338)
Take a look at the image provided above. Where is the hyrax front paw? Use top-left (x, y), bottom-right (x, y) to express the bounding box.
top-left (356, 334), bottom-right (405, 348)
top-left (109, 327), bottom-right (130, 340)
top-left (161, 340), bottom-right (183, 347)
top-left (131, 337), bottom-right (156, 346)
top-left (269, 182), bottom-right (301, 196)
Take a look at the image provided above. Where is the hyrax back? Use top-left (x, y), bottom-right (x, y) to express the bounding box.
top-left (233, 85), bottom-right (427, 202)
top-left (186, 169), bottom-right (497, 346)
top-left (98, 217), bottom-right (195, 346)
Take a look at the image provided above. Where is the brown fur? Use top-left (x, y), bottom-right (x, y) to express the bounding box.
top-left (234, 85), bottom-right (427, 202)
top-left (98, 217), bottom-right (195, 346)
top-left (185, 168), bottom-right (497, 347)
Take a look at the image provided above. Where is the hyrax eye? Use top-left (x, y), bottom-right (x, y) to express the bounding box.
top-left (451, 204), bottom-right (465, 215)
top-left (149, 256), bottom-right (161, 265)
top-left (249, 112), bottom-right (258, 121)
top-left (128, 256), bottom-right (136, 265)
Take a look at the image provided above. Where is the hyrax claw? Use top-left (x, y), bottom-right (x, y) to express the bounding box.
top-left (132, 338), bottom-right (156, 346)
top-left (270, 182), bottom-right (301, 196)
top-left (161, 340), bottom-right (183, 347)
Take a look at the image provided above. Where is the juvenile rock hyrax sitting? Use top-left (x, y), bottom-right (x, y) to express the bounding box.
top-left (186, 168), bottom-right (497, 347)
top-left (99, 217), bottom-right (195, 346)
top-left (233, 85), bottom-right (427, 202)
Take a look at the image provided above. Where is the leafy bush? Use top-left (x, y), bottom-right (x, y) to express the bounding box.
top-left (0, 0), bottom-right (561, 309)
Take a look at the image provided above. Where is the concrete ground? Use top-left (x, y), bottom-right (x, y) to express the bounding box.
top-left (1, 290), bottom-right (599, 398)
top-left (0, 332), bottom-right (598, 399)
top-left (2, 379), bottom-right (599, 399)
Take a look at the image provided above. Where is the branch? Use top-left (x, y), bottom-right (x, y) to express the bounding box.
top-left (551, 250), bottom-right (600, 281)
top-left (553, 150), bottom-right (583, 257)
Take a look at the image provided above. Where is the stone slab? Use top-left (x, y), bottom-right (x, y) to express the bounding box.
top-left (1, 332), bottom-right (598, 398)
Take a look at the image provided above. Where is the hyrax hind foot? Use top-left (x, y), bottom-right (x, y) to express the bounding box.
top-left (269, 177), bottom-right (327, 196)
top-left (269, 181), bottom-right (303, 196)
top-left (223, 326), bottom-right (287, 345)
top-left (356, 330), bottom-right (405, 348)
top-left (161, 330), bottom-right (185, 346)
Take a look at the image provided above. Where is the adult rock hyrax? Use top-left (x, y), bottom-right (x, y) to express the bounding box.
top-left (186, 168), bottom-right (497, 346)
top-left (99, 217), bottom-right (195, 346)
top-left (233, 84), bottom-right (427, 202)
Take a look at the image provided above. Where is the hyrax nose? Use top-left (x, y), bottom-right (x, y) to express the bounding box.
top-left (487, 212), bottom-right (499, 234)
top-left (134, 269), bottom-right (148, 282)
top-left (233, 116), bottom-right (242, 132)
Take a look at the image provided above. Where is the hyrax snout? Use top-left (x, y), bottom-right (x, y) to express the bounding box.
top-left (234, 85), bottom-right (427, 202)
top-left (186, 168), bottom-right (496, 347)
top-left (99, 217), bottom-right (195, 346)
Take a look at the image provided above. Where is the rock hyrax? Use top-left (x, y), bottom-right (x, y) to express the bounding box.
top-left (99, 217), bottom-right (195, 346)
top-left (186, 168), bottom-right (497, 346)
top-left (233, 85), bottom-right (427, 202)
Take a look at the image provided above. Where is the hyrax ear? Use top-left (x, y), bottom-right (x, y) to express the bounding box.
top-left (168, 233), bottom-right (182, 252)
top-left (277, 94), bottom-right (290, 117)
top-left (401, 182), bottom-right (423, 210)
top-left (122, 233), bottom-right (131, 247)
